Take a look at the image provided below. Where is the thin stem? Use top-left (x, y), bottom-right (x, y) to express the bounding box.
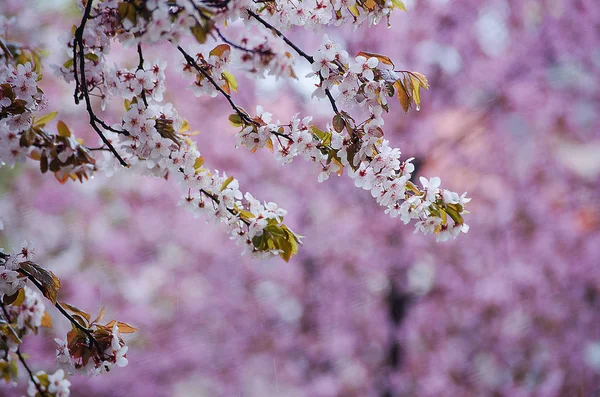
top-left (324, 86), bottom-right (340, 114)
top-left (200, 189), bottom-right (251, 226)
top-left (246, 10), bottom-right (314, 63)
top-left (16, 350), bottom-right (46, 397)
top-left (136, 44), bottom-right (149, 108)
top-left (188, 0), bottom-right (260, 55)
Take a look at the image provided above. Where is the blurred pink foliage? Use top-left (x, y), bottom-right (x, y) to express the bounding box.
top-left (1, 0), bottom-right (599, 396)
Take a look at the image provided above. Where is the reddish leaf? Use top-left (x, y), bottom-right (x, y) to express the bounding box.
top-left (19, 261), bottom-right (61, 304)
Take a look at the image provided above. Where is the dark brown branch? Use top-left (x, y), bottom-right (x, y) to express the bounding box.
top-left (73, 0), bottom-right (129, 167)
top-left (136, 44), bottom-right (149, 108)
top-left (188, 0), bottom-right (260, 54)
top-left (324, 85), bottom-right (340, 114)
top-left (246, 10), bottom-right (314, 63)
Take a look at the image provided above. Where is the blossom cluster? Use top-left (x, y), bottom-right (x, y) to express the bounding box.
top-left (233, 106), bottom-right (470, 239)
top-left (226, 34), bottom-right (470, 239)
top-left (116, 100), bottom-right (298, 259)
top-left (27, 369), bottom-right (70, 397)
top-left (0, 240), bottom-right (134, 393)
top-left (105, 62), bottom-right (166, 104)
top-left (0, 61), bottom-right (44, 167)
top-left (6, 286), bottom-right (45, 333)
top-left (249, 0), bottom-right (403, 29)
top-left (45, 0), bottom-right (303, 260)
top-left (0, 241), bottom-right (34, 299)
top-left (54, 322), bottom-right (130, 377)
top-left (0, 31), bottom-right (97, 183)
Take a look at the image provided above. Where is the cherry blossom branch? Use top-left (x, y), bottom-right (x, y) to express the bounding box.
top-left (200, 188), bottom-right (250, 226)
top-left (73, 0), bottom-right (129, 167)
top-left (246, 9), bottom-right (340, 114)
top-left (17, 267), bottom-right (106, 361)
top-left (246, 10), bottom-right (314, 63)
top-left (0, 302), bottom-right (48, 397)
top-left (177, 45), bottom-right (256, 126)
top-left (177, 45), bottom-right (295, 144)
top-left (187, 1), bottom-right (264, 55)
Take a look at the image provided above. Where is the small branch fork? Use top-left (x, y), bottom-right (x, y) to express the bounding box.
top-left (246, 10), bottom-right (340, 114)
top-left (177, 46), bottom-right (256, 126)
top-left (177, 45), bottom-right (292, 143)
top-left (73, 0), bottom-right (129, 167)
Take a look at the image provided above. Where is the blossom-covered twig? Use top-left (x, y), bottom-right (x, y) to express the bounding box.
top-left (0, 302), bottom-right (47, 397)
top-left (72, 0), bottom-right (129, 167)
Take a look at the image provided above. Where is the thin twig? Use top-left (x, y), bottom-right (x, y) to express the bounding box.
top-left (246, 10), bottom-right (340, 114)
top-left (73, 0), bottom-right (129, 167)
top-left (136, 44), bottom-right (149, 108)
top-left (200, 189), bottom-right (251, 226)
top-left (177, 45), bottom-right (256, 126)
top-left (177, 46), bottom-right (295, 143)
top-left (246, 10), bottom-right (314, 63)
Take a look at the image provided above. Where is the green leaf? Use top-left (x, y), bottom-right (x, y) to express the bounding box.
top-left (221, 71), bottom-right (238, 92)
top-left (410, 76), bottom-right (422, 111)
top-left (279, 225), bottom-right (300, 262)
top-left (411, 72), bottom-right (429, 89)
top-left (194, 156), bottom-right (205, 170)
top-left (33, 111), bottom-right (58, 128)
top-left (191, 22), bottom-right (210, 44)
top-left (63, 58), bottom-right (74, 69)
top-left (0, 322), bottom-right (22, 345)
top-left (311, 125), bottom-right (327, 141)
top-left (117, 2), bottom-right (137, 23)
top-left (391, 0), bottom-right (406, 11)
top-left (84, 53), bottom-right (99, 62)
top-left (57, 120), bottom-right (71, 137)
top-left (228, 113), bottom-right (243, 127)
top-left (220, 175), bottom-right (235, 191)
top-left (444, 206), bottom-right (464, 226)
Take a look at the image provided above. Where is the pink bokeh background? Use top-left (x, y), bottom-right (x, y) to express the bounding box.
top-left (1, 0), bottom-right (599, 396)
